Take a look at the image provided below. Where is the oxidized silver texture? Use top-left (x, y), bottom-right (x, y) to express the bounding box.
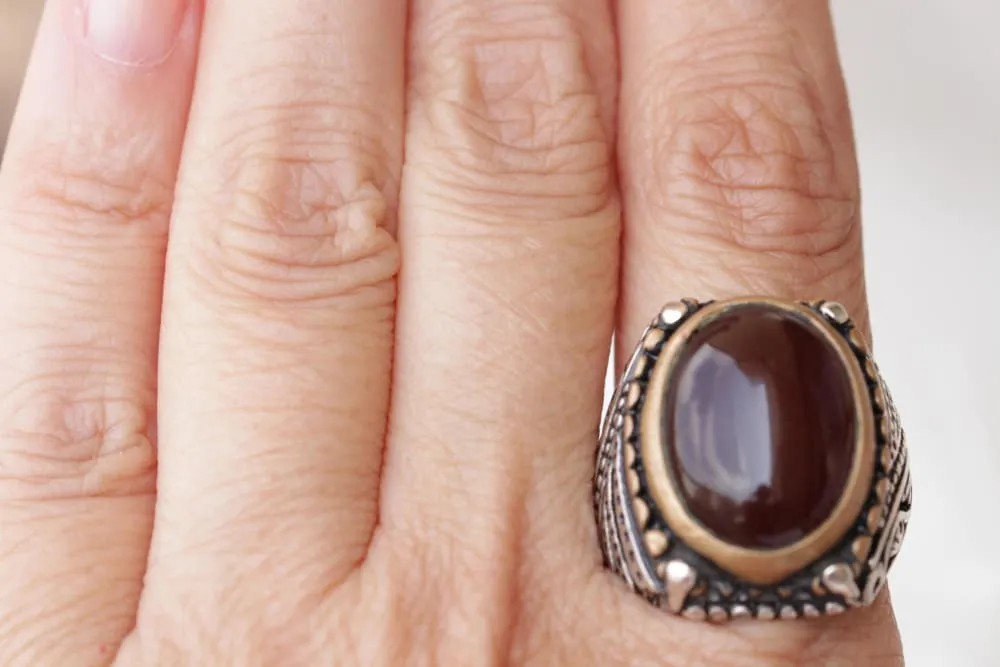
top-left (594, 299), bottom-right (911, 622)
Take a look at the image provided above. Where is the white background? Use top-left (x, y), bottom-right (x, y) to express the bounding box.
top-left (836, 1), bottom-right (999, 664)
top-left (2, 0), bottom-right (997, 664)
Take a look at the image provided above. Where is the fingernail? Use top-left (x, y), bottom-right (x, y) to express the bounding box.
top-left (83, 0), bottom-right (187, 66)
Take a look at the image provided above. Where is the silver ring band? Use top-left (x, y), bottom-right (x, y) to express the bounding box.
top-left (595, 297), bottom-right (911, 622)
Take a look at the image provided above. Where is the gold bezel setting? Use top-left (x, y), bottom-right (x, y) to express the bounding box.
top-left (640, 298), bottom-right (876, 585)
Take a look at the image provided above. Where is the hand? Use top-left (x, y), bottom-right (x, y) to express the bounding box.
top-left (0, 0), bottom-right (903, 664)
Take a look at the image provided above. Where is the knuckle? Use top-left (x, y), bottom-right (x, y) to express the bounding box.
top-left (187, 132), bottom-right (400, 306)
top-left (123, 578), bottom-right (355, 667)
top-left (0, 374), bottom-right (155, 500)
top-left (9, 139), bottom-right (173, 231)
top-left (368, 529), bottom-right (510, 665)
top-left (410, 3), bottom-right (614, 218)
top-left (638, 27), bottom-right (858, 259)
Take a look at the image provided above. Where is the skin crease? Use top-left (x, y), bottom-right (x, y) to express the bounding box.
top-left (0, 0), bottom-right (906, 666)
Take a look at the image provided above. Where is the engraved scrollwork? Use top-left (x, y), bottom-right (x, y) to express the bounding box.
top-left (887, 471), bottom-right (912, 566)
top-left (866, 370), bottom-right (910, 596)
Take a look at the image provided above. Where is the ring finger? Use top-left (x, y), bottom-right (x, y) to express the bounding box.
top-left (604, 0), bottom-right (900, 663)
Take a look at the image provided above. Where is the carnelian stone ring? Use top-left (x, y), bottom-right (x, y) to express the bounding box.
top-left (595, 297), bottom-right (911, 622)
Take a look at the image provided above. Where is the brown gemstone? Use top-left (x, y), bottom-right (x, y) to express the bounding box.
top-left (664, 305), bottom-right (856, 550)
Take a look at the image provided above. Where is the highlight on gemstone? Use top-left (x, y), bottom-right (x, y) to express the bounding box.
top-left (663, 304), bottom-right (856, 550)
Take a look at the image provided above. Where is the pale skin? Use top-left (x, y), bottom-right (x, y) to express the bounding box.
top-left (0, 0), bottom-right (903, 665)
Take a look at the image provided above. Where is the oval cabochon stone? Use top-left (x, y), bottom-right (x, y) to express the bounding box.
top-left (664, 305), bottom-right (856, 550)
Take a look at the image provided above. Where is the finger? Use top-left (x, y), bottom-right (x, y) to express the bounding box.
top-left (0, 0), bottom-right (199, 662)
top-left (598, 0), bottom-right (902, 663)
top-left (373, 0), bottom-right (619, 654)
top-left (123, 0), bottom-right (405, 653)
top-left (618, 0), bottom-right (866, 343)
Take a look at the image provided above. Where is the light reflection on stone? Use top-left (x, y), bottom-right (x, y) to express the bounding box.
top-left (664, 306), bottom-right (855, 550)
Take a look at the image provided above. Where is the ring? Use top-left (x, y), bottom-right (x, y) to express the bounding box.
top-left (595, 297), bottom-right (911, 622)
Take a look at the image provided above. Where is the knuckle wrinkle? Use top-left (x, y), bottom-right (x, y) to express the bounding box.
top-left (0, 382), bottom-right (155, 500)
top-left (410, 3), bottom-right (614, 219)
top-left (639, 27), bottom-right (858, 259)
top-left (190, 141), bottom-right (400, 305)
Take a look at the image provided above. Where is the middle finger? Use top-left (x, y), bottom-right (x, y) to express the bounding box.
top-left (375, 0), bottom-right (620, 656)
